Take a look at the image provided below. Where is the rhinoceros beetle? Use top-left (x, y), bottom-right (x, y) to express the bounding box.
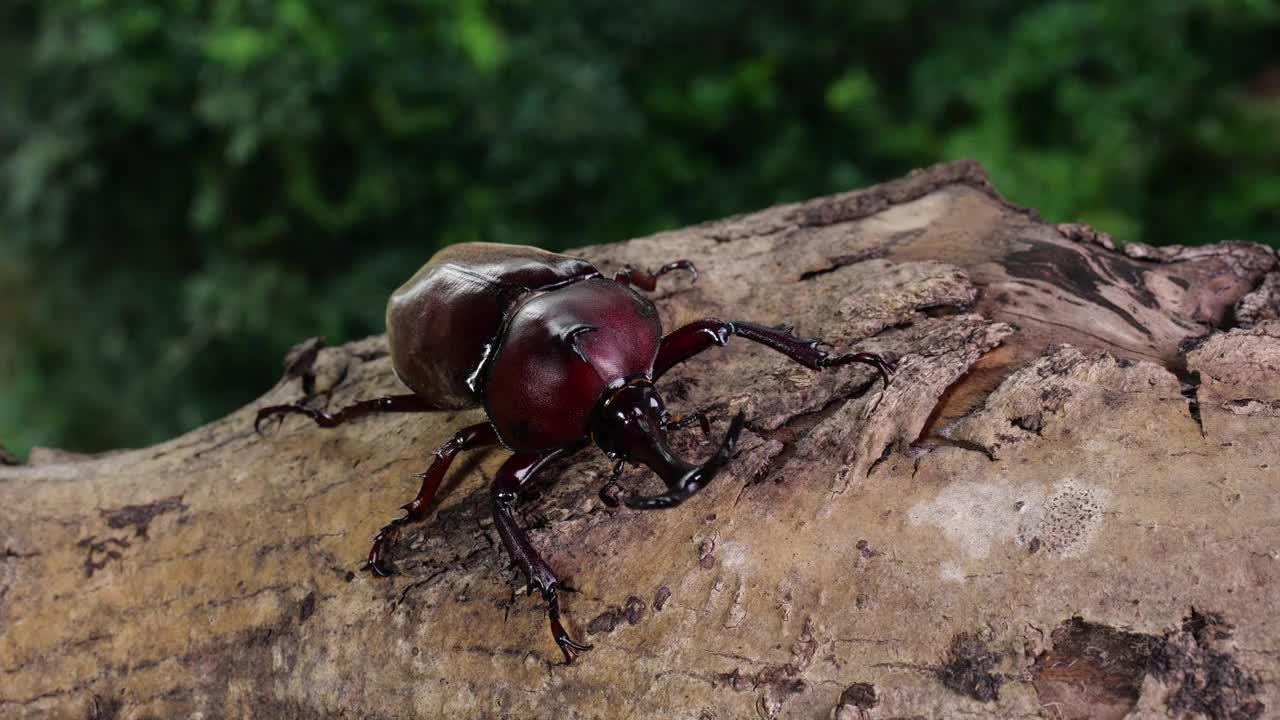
top-left (255, 242), bottom-right (893, 663)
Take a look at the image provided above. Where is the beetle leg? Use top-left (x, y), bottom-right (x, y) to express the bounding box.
top-left (612, 260), bottom-right (698, 291)
top-left (818, 350), bottom-right (897, 388)
top-left (366, 422), bottom-right (498, 576)
top-left (653, 319), bottom-right (896, 387)
top-left (255, 393), bottom-right (438, 434)
top-left (492, 448), bottom-right (592, 663)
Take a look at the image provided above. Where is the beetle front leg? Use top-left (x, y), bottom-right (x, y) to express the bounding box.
top-left (367, 422), bottom-right (498, 576)
top-left (653, 319), bottom-right (895, 386)
top-left (256, 393), bottom-right (439, 434)
top-left (612, 260), bottom-right (697, 291)
top-left (623, 412), bottom-right (746, 510)
top-left (597, 460), bottom-right (626, 508)
top-left (666, 411), bottom-right (712, 436)
top-left (492, 448), bottom-right (592, 663)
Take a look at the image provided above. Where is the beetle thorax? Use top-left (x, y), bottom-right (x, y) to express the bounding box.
top-left (483, 278), bottom-right (662, 452)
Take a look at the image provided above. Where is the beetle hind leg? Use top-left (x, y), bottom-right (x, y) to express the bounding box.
top-left (255, 393), bottom-right (439, 434)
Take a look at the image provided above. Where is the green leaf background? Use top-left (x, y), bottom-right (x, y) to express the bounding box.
top-left (2, 0), bottom-right (1278, 456)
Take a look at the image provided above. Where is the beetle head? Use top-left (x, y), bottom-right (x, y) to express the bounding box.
top-left (590, 378), bottom-right (744, 509)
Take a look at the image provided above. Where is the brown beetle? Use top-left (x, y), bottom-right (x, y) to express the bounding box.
top-left (256, 242), bottom-right (893, 662)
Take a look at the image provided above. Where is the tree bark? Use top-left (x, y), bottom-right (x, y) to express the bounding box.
top-left (3, 161), bottom-right (1278, 720)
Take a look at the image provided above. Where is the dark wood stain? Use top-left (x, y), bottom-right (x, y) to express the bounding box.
top-left (1004, 241), bottom-right (1154, 339)
top-left (101, 496), bottom-right (188, 539)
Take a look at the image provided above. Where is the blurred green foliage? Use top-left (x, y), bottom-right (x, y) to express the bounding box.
top-left (2, 0), bottom-right (1278, 457)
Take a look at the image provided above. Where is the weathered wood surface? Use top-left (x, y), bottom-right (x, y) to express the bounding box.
top-left (2, 161), bottom-right (1278, 719)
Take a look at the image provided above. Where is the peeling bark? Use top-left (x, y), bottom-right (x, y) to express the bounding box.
top-left (2, 161), bottom-right (1278, 719)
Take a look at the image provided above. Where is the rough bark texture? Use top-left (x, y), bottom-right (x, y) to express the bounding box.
top-left (3, 161), bottom-right (1279, 720)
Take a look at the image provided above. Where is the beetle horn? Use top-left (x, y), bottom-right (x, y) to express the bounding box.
top-left (622, 412), bottom-right (745, 510)
top-left (589, 381), bottom-right (745, 510)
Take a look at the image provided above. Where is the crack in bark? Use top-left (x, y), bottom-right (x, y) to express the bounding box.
top-left (743, 377), bottom-right (880, 486)
top-left (997, 309), bottom-right (1170, 365)
top-left (797, 250), bottom-right (888, 281)
top-left (1180, 371), bottom-right (1206, 436)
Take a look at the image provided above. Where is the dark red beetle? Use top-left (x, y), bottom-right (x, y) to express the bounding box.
top-left (256, 242), bottom-right (893, 662)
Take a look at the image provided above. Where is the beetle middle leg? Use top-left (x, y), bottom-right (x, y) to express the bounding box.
top-left (255, 393), bottom-right (439, 434)
top-left (492, 447), bottom-right (592, 664)
top-left (367, 422), bottom-right (499, 576)
top-left (612, 260), bottom-right (697, 291)
top-left (653, 319), bottom-right (895, 386)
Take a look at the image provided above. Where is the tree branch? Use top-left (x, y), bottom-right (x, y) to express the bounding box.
top-left (3, 161), bottom-right (1278, 719)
